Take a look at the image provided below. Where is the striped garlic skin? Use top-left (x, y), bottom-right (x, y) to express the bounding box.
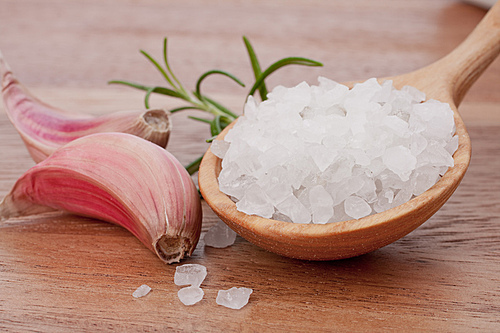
top-left (0, 51), bottom-right (171, 163)
top-left (0, 133), bottom-right (202, 264)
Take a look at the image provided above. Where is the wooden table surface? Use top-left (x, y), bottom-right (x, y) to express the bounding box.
top-left (1, 0), bottom-right (499, 331)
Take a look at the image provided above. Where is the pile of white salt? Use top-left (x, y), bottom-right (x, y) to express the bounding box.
top-left (212, 77), bottom-right (458, 223)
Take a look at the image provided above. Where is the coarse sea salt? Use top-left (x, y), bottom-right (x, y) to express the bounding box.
top-left (178, 286), bottom-right (204, 306)
top-left (204, 220), bottom-right (237, 248)
top-left (132, 284), bottom-right (151, 298)
top-left (175, 264), bottom-right (207, 306)
top-left (216, 287), bottom-right (253, 309)
top-left (213, 77), bottom-right (458, 223)
top-left (174, 264), bottom-right (207, 288)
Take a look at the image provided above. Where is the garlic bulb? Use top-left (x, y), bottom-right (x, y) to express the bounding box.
top-left (0, 133), bottom-right (202, 264)
top-left (0, 51), bottom-right (171, 163)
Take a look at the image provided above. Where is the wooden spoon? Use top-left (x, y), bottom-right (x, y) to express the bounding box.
top-left (198, 3), bottom-right (500, 261)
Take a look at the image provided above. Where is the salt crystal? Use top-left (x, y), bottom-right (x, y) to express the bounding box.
top-left (216, 78), bottom-right (458, 223)
top-left (412, 166), bottom-right (441, 196)
top-left (445, 135), bottom-right (459, 155)
top-left (309, 185), bottom-right (334, 223)
top-left (174, 264), bottom-right (207, 287)
top-left (309, 144), bottom-right (337, 172)
top-left (276, 195), bottom-right (311, 224)
top-left (132, 284), bottom-right (151, 298)
top-left (344, 196), bottom-right (372, 219)
top-left (216, 287), bottom-right (253, 309)
top-left (357, 177), bottom-right (377, 203)
top-left (371, 80), bottom-right (393, 104)
top-left (410, 133), bottom-right (428, 156)
top-left (373, 189), bottom-right (394, 213)
top-left (384, 115), bottom-right (409, 137)
top-left (178, 286), bottom-right (204, 306)
top-left (391, 187), bottom-right (413, 208)
top-left (210, 139), bottom-right (230, 159)
top-left (236, 183), bottom-right (274, 218)
top-left (243, 95), bottom-right (259, 119)
top-left (402, 85), bottom-right (426, 102)
top-left (204, 220), bottom-right (237, 248)
top-left (382, 146), bottom-right (417, 181)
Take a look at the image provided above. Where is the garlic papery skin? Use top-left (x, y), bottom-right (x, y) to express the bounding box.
top-left (0, 133), bottom-right (202, 264)
top-left (0, 51), bottom-right (171, 163)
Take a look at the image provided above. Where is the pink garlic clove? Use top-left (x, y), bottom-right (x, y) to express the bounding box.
top-left (0, 133), bottom-right (202, 264)
top-left (0, 50), bottom-right (171, 163)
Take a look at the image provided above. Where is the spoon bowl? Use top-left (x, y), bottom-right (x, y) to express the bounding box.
top-left (198, 3), bottom-right (500, 260)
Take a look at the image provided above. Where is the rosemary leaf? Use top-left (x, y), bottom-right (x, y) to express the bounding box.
top-left (188, 116), bottom-right (212, 124)
top-left (210, 115), bottom-right (223, 137)
top-left (248, 57), bottom-right (323, 97)
top-left (140, 49), bottom-right (177, 89)
top-left (243, 36), bottom-right (268, 101)
top-left (206, 135), bottom-right (217, 143)
top-left (170, 106), bottom-right (205, 113)
top-left (163, 38), bottom-right (183, 91)
top-left (185, 155), bottom-right (204, 175)
top-left (204, 97), bottom-right (238, 119)
top-left (196, 70), bottom-right (245, 98)
top-left (109, 81), bottom-right (183, 98)
top-left (108, 80), bottom-right (153, 91)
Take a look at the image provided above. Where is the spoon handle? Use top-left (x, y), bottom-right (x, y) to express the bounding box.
top-left (438, 1), bottom-right (500, 105)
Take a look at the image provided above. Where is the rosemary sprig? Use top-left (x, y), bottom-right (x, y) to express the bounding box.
top-left (109, 36), bottom-right (323, 174)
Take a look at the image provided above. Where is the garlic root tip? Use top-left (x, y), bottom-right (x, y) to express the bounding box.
top-left (143, 109), bottom-right (171, 131)
top-left (155, 236), bottom-right (195, 264)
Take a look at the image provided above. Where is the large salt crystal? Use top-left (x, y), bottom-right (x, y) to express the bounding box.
top-left (178, 286), bottom-right (204, 306)
top-left (344, 195), bottom-right (372, 219)
top-left (132, 284), bottom-right (151, 298)
top-left (383, 146), bottom-right (417, 181)
top-left (276, 195), bottom-right (311, 224)
top-left (236, 183), bottom-right (274, 218)
top-left (204, 220), bottom-right (237, 248)
top-left (309, 185), bottom-right (334, 223)
top-left (217, 77), bottom-right (458, 223)
top-left (210, 139), bottom-right (230, 159)
top-left (174, 264), bottom-right (207, 287)
top-left (216, 287), bottom-right (253, 310)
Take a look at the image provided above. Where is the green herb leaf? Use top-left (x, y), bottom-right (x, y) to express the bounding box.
top-left (243, 36), bottom-right (268, 101)
top-left (170, 106), bottom-right (204, 113)
top-left (188, 116), bottom-right (212, 124)
top-left (108, 80), bottom-right (153, 91)
top-left (140, 49), bottom-right (177, 89)
top-left (210, 115), bottom-right (223, 137)
top-left (206, 135), bottom-right (217, 143)
top-left (185, 155), bottom-right (204, 175)
top-left (196, 70), bottom-right (245, 98)
top-left (109, 81), bottom-right (182, 98)
top-left (204, 97), bottom-right (238, 119)
top-left (162, 38), bottom-right (182, 90)
top-left (248, 57), bottom-right (323, 97)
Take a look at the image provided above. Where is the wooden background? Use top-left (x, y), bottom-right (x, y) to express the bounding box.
top-left (0, 0), bottom-right (499, 331)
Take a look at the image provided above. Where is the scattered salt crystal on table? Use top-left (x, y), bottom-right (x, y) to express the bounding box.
top-left (132, 284), bottom-right (151, 298)
top-left (178, 286), bottom-right (204, 306)
top-left (174, 264), bottom-right (207, 287)
top-left (216, 287), bottom-right (253, 309)
top-left (214, 77), bottom-right (459, 223)
top-left (204, 220), bottom-right (237, 248)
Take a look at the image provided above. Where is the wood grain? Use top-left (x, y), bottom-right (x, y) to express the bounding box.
top-left (0, 0), bottom-right (499, 331)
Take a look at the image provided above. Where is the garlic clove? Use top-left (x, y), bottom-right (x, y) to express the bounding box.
top-left (0, 132), bottom-right (202, 264)
top-left (0, 51), bottom-right (171, 163)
